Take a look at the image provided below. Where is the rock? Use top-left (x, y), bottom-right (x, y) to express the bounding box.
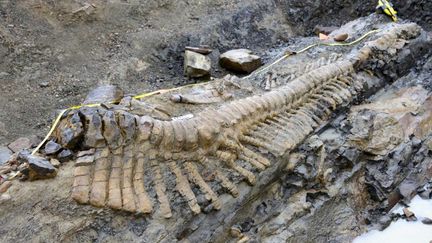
top-left (184, 50), bottom-right (211, 78)
top-left (230, 226), bottom-right (243, 238)
top-left (39, 81), bottom-right (50, 88)
top-left (334, 33), bottom-right (349, 42)
top-left (8, 137), bottom-right (32, 153)
top-left (378, 215), bottom-right (392, 229)
top-left (348, 110), bottom-right (403, 156)
top-left (0, 146), bottom-right (12, 165)
top-left (398, 179), bottom-right (418, 199)
top-left (185, 46), bottom-right (213, 55)
top-left (50, 159), bottom-right (61, 168)
top-left (83, 85), bottom-right (124, 105)
top-left (43, 140), bottom-right (62, 155)
top-left (319, 33), bottom-right (330, 40)
top-left (0, 180), bottom-right (12, 193)
top-left (422, 218), bottom-right (432, 225)
top-left (219, 49), bottom-right (262, 73)
top-left (313, 25), bottom-right (338, 35)
top-left (403, 208), bottom-right (417, 221)
top-left (57, 149), bottom-right (73, 162)
top-left (18, 152), bottom-right (57, 181)
top-left (0, 193), bottom-right (11, 204)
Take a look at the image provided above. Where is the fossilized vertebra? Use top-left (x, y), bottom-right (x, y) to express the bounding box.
top-left (54, 24), bottom-right (420, 217)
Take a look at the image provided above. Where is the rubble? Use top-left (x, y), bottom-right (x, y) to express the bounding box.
top-left (219, 49), bottom-right (262, 73)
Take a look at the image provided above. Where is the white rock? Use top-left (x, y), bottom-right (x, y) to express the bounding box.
top-left (184, 50), bottom-right (211, 78)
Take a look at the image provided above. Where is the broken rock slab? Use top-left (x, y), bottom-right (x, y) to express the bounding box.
top-left (18, 152), bottom-right (57, 181)
top-left (184, 50), bottom-right (211, 78)
top-left (219, 49), bottom-right (262, 73)
top-left (83, 85), bottom-right (124, 105)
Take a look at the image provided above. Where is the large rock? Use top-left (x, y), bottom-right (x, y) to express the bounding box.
top-left (184, 50), bottom-right (211, 78)
top-left (18, 152), bottom-right (57, 181)
top-left (83, 85), bottom-right (124, 105)
top-left (219, 49), bottom-right (262, 73)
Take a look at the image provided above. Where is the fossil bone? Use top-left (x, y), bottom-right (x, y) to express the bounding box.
top-left (53, 24), bottom-right (420, 217)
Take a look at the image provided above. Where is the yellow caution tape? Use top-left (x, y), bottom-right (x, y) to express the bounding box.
top-left (243, 29), bottom-right (380, 79)
top-left (32, 29), bottom-right (380, 155)
top-left (377, 0), bottom-right (398, 22)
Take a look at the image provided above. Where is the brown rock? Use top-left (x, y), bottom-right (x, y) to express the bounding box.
top-left (8, 137), bottom-right (32, 153)
top-left (0, 180), bottom-right (12, 193)
top-left (219, 49), bottom-right (262, 73)
top-left (334, 33), bottom-right (349, 42)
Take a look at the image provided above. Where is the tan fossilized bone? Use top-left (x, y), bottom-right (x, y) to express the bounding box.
top-left (53, 24), bottom-right (420, 218)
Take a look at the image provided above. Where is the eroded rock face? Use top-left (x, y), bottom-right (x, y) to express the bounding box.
top-left (184, 50), bottom-right (211, 78)
top-left (219, 49), bottom-right (262, 73)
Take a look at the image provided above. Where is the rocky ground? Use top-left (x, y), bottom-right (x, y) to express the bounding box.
top-left (1, 1), bottom-right (432, 243)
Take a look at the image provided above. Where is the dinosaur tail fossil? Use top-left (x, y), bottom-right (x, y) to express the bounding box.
top-left (53, 23), bottom-right (420, 217)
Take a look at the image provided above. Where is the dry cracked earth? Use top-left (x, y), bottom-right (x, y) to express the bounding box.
top-left (1, 1), bottom-right (432, 243)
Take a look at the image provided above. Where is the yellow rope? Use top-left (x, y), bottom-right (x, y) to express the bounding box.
top-left (31, 29), bottom-right (380, 155)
